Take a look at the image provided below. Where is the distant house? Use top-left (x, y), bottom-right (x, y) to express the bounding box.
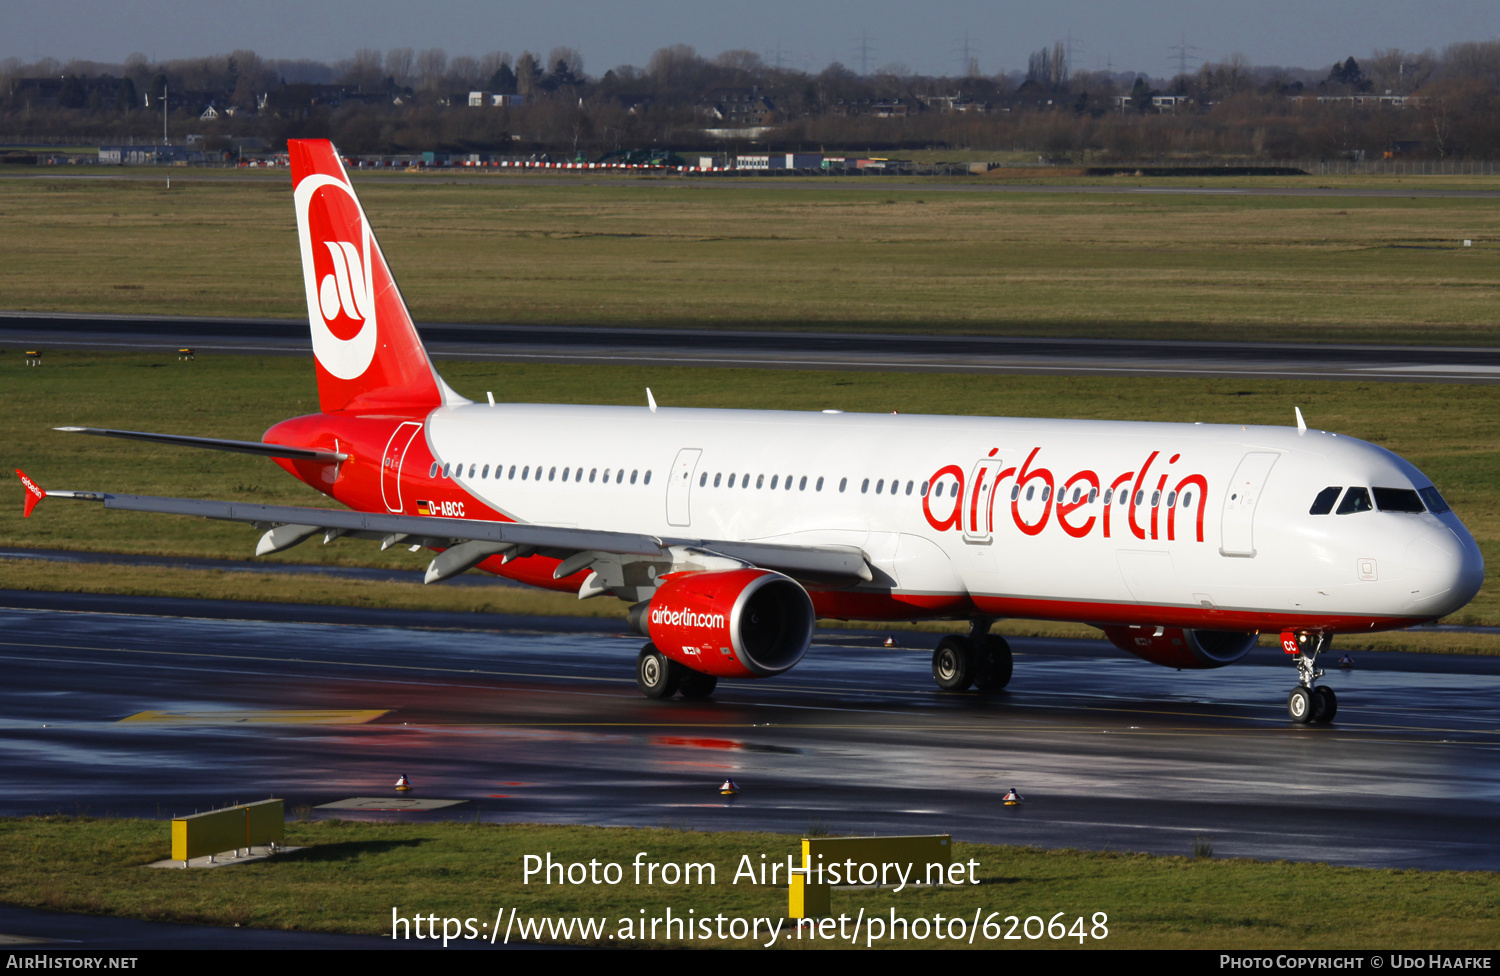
top-left (703, 87), bottom-right (776, 125)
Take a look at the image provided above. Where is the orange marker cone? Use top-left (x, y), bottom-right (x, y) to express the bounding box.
top-left (1003, 788), bottom-right (1023, 807)
top-left (719, 779), bottom-right (739, 796)
top-left (395, 775), bottom-right (412, 792)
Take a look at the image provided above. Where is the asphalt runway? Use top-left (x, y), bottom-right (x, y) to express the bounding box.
top-left (6, 311), bottom-right (1500, 383)
top-left (3, 594), bottom-right (1498, 872)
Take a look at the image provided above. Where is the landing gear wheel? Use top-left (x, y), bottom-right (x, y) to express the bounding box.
top-left (973, 635), bottom-right (1013, 693)
top-left (636, 644), bottom-right (681, 699)
top-left (1312, 685), bottom-right (1338, 724)
top-left (677, 670), bottom-right (719, 700)
top-left (1287, 686), bottom-right (1314, 724)
top-left (932, 636), bottom-right (977, 692)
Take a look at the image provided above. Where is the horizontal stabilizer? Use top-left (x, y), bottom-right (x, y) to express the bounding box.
top-left (55, 427), bottom-right (348, 463)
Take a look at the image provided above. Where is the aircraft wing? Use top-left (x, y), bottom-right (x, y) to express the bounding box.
top-left (25, 484), bottom-right (873, 589)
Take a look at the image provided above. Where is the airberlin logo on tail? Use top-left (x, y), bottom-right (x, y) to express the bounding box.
top-left (317, 241), bottom-right (372, 325)
top-left (294, 173), bottom-right (379, 381)
top-left (650, 606), bottom-right (727, 630)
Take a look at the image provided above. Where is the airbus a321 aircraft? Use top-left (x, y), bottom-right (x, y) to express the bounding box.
top-left (17, 140), bottom-right (1485, 724)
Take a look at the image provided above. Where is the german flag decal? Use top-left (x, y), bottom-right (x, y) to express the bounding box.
top-left (416, 500), bottom-right (432, 516)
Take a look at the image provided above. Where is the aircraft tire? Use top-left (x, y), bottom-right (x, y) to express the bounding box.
top-left (637, 644), bottom-right (681, 699)
top-left (677, 670), bottom-right (719, 700)
top-left (932, 636), bottom-right (976, 692)
top-left (1312, 685), bottom-right (1338, 724)
top-left (973, 635), bottom-right (1013, 692)
top-left (1287, 686), bottom-right (1314, 724)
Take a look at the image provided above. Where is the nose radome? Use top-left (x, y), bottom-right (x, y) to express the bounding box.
top-left (1404, 525), bottom-right (1485, 613)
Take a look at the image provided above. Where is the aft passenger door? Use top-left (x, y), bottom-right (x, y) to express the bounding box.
top-left (1220, 452), bottom-right (1279, 557)
top-left (666, 448), bottom-right (702, 527)
top-left (380, 421), bottom-right (423, 513)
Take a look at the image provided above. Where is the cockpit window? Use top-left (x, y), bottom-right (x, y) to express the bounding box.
top-left (1373, 487), bottom-right (1425, 513)
top-left (1418, 486), bottom-right (1451, 514)
top-left (1335, 486), bottom-right (1372, 515)
top-left (1309, 486), bottom-right (1342, 515)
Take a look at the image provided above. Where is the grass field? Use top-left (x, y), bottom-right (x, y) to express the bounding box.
top-left (2, 817), bottom-right (1495, 948)
top-left (1, 352), bottom-right (1497, 647)
top-left (2, 171), bottom-right (1499, 343)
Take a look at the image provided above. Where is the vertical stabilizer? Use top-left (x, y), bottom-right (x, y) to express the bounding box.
top-left (288, 140), bottom-right (464, 413)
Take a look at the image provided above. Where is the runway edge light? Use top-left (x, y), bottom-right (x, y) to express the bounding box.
top-left (719, 778), bottom-right (738, 795)
top-left (1003, 788), bottom-right (1024, 806)
top-left (395, 775), bottom-right (412, 792)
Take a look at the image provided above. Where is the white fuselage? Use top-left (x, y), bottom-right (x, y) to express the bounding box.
top-left (421, 403), bottom-right (1483, 631)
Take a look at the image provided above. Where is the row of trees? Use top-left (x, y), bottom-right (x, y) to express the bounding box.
top-left (3, 42), bottom-right (1500, 159)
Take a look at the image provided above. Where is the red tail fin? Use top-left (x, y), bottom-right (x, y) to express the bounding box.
top-left (289, 140), bottom-right (457, 413)
top-left (15, 469), bottom-right (45, 518)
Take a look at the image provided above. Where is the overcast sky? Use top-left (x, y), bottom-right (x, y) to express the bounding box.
top-left (7, 0), bottom-right (1498, 78)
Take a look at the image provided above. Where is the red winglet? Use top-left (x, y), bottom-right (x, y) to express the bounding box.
top-left (15, 469), bottom-right (45, 518)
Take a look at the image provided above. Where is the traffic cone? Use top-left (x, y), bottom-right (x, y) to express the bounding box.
top-left (1339, 654), bottom-right (1354, 668)
top-left (719, 779), bottom-right (739, 796)
top-left (1002, 788), bottom-right (1023, 807)
top-left (395, 775), bottom-right (412, 792)
top-left (884, 636), bottom-right (897, 647)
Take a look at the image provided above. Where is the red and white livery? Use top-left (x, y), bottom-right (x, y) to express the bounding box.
top-left (22, 140), bottom-right (1484, 723)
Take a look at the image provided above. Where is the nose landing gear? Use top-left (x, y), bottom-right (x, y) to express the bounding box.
top-left (1282, 631), bottom-right (1337, 724)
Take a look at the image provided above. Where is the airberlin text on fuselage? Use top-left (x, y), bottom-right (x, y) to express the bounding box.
top-left (924, 447), bottom-right (1210, 543)
top-left (650, 606), bottom-right (727, 630)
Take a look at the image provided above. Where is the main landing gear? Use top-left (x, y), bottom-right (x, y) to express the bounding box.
top-left (1283, 631), bottom-right (1337, 725)
top-left (931, 617), bottom-right (1013, 694)
top-left (636, 644), bottom-right (718, 700)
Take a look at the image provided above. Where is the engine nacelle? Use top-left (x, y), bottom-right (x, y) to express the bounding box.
top-left (630, 568), bottom-right (815, 678)
top-left (1101, 626), bottom-right (1258, 670)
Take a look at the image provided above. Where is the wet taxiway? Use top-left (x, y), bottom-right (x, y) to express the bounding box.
top-left (2, 596), bottom-right (1498, 871)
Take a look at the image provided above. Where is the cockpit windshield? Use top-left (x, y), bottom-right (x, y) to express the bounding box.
top-left (1312, 485), bottom-right (1435, 515)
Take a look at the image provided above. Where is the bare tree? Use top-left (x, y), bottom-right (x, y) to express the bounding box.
top-left (416, 48), bottom-right (448, 90)
top-left (385, 48), bottom-right (414, 86)
top-left (448, 55), bottom-right (481, 89)
top-left (1365, 48), bottom-right (1433, 95)
top-left (648, 44), bottom-right (700, 89)
top-left (1439, 41), bottom-right (1500, 87)
top-left (339, 48), bottom-right (384, 90)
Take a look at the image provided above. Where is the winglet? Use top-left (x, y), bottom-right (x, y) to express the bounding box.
top-left (1294, 406), bottom-right (1307, 434)
top-left (15, 469), bottom-right (45, 518)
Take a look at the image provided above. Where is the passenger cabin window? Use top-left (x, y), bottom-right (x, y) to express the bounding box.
top-left (429, 462), bottom-right (439, 478)
top-left (1309, 486), bottom-right (1342, 515)
top-left (1336, 486), bottom-right (1372, 514)
top-left (1374, 487), bottom-right (1425, 513)
top-left (644, 471), bottom-right (652, 485)
top-left (1419, 486), bottom-right (1450, 514)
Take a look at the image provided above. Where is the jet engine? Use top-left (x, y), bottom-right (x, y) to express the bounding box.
top-left (1101, 626), bottom-right (1259, 670)
top-left (629, 568), bottom-right (815, 678)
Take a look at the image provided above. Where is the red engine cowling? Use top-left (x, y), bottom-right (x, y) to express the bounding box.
top-left (1101, 626), bottom-right (1258, 670)
top-left (631, 569), bottom-right (815, 678)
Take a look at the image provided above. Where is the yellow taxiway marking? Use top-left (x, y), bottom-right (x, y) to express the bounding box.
top-left (118, 709), bottom-right (388, 726)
